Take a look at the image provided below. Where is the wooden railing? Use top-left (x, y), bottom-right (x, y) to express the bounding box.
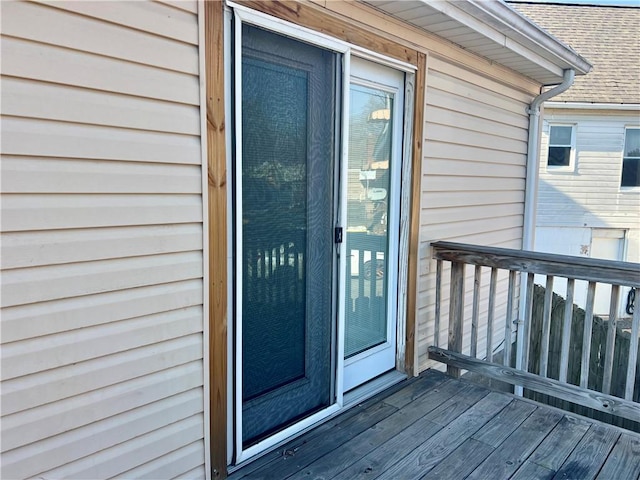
top-left (427, 241), bottom-right (640, 424)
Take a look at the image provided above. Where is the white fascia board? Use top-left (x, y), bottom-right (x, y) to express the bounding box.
top-left (433, 0), bottom-right (592, 78)
top-left (545, 102), bottom-right (640, 111)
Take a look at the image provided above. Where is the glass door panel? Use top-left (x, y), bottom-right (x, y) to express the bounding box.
top-left (345, 84), bottom-right (393, 357)
top-left (343, 58), bottom-right (404, 392)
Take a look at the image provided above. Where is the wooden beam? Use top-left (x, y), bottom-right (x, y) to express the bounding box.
top-left (428, 346), bottom-right (640, 424)
top-left (236, 0), bottom-right (418, 65)
top-left (405, 51), bottom-right (426, 376)
top-left (432, 241), bottom-right (640, 287)
top-left (205, 0), bottom-right (228, 477)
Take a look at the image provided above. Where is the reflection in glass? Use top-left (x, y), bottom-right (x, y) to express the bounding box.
top-left (344, 84), bottom-right (393, 357)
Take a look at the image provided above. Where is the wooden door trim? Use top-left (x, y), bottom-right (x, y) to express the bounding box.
top-left (205, 1), bottom-right (425, 475)
top-left (205, 0), bottom-right (228, 477)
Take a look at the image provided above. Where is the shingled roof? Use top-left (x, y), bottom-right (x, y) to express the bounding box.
top-left (509, 1), bottom-right (639, 104)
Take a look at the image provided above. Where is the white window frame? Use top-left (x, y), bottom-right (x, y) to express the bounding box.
top-left (621, 126), bottom-right (640, 190)
top-left (227, 1), bottom-right (416, 466)
top-left (546, 123), bottom-right (576, 172)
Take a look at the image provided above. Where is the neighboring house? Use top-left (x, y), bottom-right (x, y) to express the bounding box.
top-left (511, 1), bottom-right (640, 317)
top-left (0, 1), bottom-right (590, 478)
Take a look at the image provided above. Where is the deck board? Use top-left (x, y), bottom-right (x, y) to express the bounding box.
top-left (470, 398), bottom-right (536, 447)
top-left (595, 433), bottom-right (640, 480)
top-left (286, 380), bottom-right (472, 480)
top-left (332, 382), bottom-right (488, 480)
top-left (465, 408), bottom-right (563, 480)
top-left (527, 415), bottom-right (591, 471)
top-left (376, 392), bottom-right (513, 479)
top-left (229, 369), bottom-right (640, 480)
top-left (551, 424), bottom-right (619, 480)
top-left (421, 438), bottom-right (494, 480)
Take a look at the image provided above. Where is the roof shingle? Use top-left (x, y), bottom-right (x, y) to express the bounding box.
top-left (509, 2), bottom-right (639, 104)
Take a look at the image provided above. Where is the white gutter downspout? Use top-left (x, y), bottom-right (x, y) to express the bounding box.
top-left (515, 69), bottom-right (575, 394)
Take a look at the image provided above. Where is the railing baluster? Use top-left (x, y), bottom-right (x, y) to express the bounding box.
top-left (559, 278), bottom-right (575, 383)
top-left (471, 265), bottom-right (481, 358)
top-left (580, 281), bottom-right (596, 389)
top-left (625, 290), bottom-right (639, 400)
top-left (429, 241), bottom-right (640, 422)
top-left (602, 284), bottom-right (620, 395)
top-left (486, 267), bottom-right (498, 363)
top-left (448, 261), bottom-right (465, 378)
top-left (434, 259), bottom-right (442, 349)
top-left (522, 272), bottom-right (535, 372)
top-left (540, 275), bottom-right (555, 377)
top-left (504, 270), bottom-right (516, 368)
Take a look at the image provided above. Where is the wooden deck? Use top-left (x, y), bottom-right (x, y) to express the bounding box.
top-left (229, 370), bottom-right (640, 480)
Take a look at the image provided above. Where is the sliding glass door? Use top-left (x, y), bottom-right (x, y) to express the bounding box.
top-left (233, 10), bottom-right (410, 461)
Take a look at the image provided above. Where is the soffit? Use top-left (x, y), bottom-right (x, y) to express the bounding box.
top-left (362, 0), bottom-right (591, 85)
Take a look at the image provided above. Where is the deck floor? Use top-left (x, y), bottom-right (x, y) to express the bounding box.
top-left (229, 370), bottom-right (640, 480)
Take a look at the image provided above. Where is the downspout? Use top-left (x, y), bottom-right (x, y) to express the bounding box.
top-left (515, 69), bottom-right (575, 391)
top-left (522, 69), bottom-right (575, 252)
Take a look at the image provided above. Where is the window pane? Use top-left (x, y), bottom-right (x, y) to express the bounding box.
top-left (621, 158), bottom-right (640, 187)
top-left (345, 84), bottom-right (393, 358)
top-left (550, 125), bottom-right (572, 145)
top-left (548, 146), bottom-right (571, 166)
top-left (624, 128), bottom-right (640, 158)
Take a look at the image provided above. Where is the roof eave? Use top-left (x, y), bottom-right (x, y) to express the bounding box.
top-left (363, 0), bottom-right (592, 85)
top-left (462, 0), bottom-right (592, 77)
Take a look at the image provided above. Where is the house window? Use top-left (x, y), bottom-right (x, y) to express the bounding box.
top-left (621, 127), bottom-right (640, 187)
top-left (547, 125), bottom-right (574, 168)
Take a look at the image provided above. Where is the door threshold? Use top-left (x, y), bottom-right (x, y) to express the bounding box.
top-left (343, 370), bottom-right (407, 408)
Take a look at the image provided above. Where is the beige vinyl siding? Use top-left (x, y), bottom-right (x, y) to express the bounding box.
top-left (0, 1), bottom-right (207, 479)
top-left (416, 56), bottom-right (533, 371)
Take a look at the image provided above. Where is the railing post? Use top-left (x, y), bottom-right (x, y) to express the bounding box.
top-left (448, 261), bottom-right (465, 378)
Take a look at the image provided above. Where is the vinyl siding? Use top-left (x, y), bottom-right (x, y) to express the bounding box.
top-left (416, 56), bottom-right (533, 371)
top-left (0, 1), bottom-right (207, 479)
top-left (536, 111), bottom-right (640, 264)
